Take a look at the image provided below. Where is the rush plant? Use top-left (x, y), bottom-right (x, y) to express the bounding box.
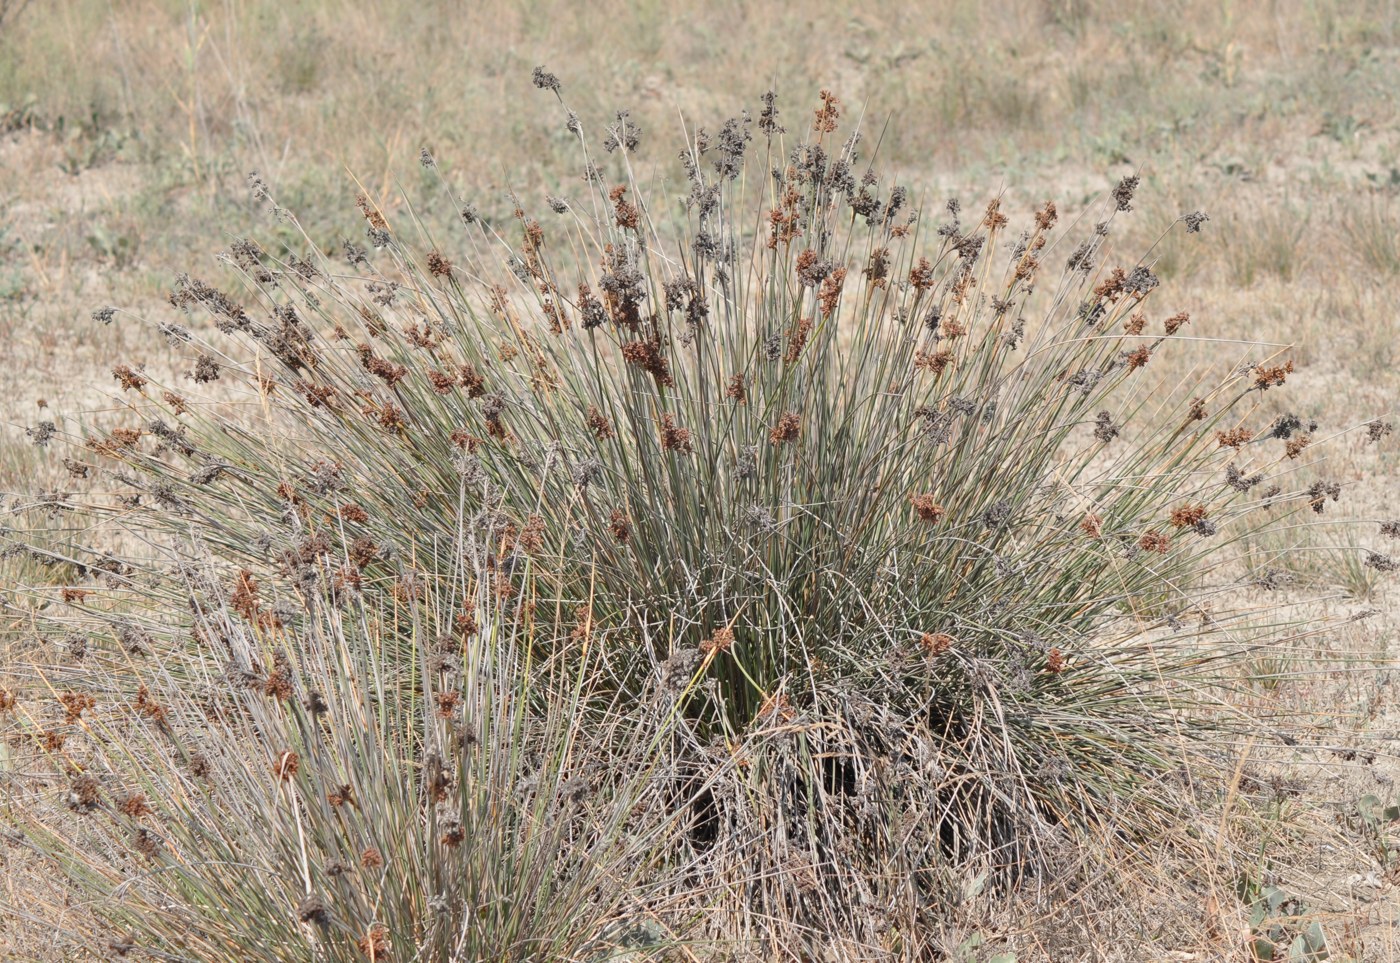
top-left (2, 75), bottom-right (1376, 956)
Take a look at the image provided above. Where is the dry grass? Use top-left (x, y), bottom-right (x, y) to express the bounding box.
top-left (1, 1), bottom-right (1398, 959)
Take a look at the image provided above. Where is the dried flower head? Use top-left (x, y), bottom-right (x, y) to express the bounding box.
top-left (608, 508), bottom-right (631, 545)
top-left (1138, 530), bottom-right (1171, 554)
top-left (531, 66), bottom-right (561, 92)
top-left (112, 365), bottom-right (147, 392)
top-left (435, 690), bottom-right (460, 719)
top-left (658, 414), bottom-right (694, 454)
top-left (1307, 480), bottom-right (1342, 514)
top-left (360, 847), bottom-right (384, 870)
top-left (621, 338), bottom-right (674, 387)
top-left (192, 355), bottom-right (220, 383)
top-left (59, 691), bottom-right (95, 722)
top-left (1182, 211), bottom-right (1210, 233)
top-left (915, 349), bottom-right (954, 377)
top-left (272, 750), bottom-right (299, 782)
top-left (910, 494), bottom-right (945, 523)
top-left (725, 374), bottom-right (748, 406)
top-left (1169, 503), bottom-right (1208, 529)
top-left (1080, 513), bottom-right (1103, 538)
top-left (1045, 648), bottom-right (1067, 673)
top-left (357, 923), bottom-right (390, 960)
top-left (1093, 411), bottom-right (1120, 443)
top-left (1216, 427), bottom-right (1253, 449)
top-left (119, 792), bottom-right (152, 819)
top-left (813, 89), bottom-right (841, 133)
top-left (1112, 174), bottom-right (1140, 212)
top-left (919, 632), bottom-right (953, 656)
top-left (1365, 419), bottom-right (1394, 444)
top-left (297, 893), bottom-right (330, 928)
top-left (426, 252), bottom-right (453, 278)
top-left (1364, 552), bottom-right (1397, 573)
top-left (132, 827), bottom-right (163, 861)
top-left (1253, 359), bottom-right (1294, 390)
top-left (69, 773), bottom-right (101, 812)
top-left (700, 626), bottom-right (735, 658)
top-left (818, 268), bottom-right (846, 316)
top-left (769, 412), bottom-right (801, 445)
top-left (1164, 312), bottom-right (1190, 335)
top-left (134, 685), bottom-right (167, 725)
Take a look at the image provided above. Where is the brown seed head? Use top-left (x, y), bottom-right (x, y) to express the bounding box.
top-left (813, 89), bottom-right (841, 133)
top-left (59, 691), bottom-right (96, 723)
top-left (818, 268), bottom-right (846, 316)
top-left (112, 365), bottom-right (147, 392)
top-left (608, 508), bottom-right (631, 544)
top-left (1216, 427), bottom-right (1253, 449)
top-left (358, 923), bottom-right (390, 960)
top-left (272, 750), bottom-right (299, 782)
top-left (659, 414), bottom-right (694, 454)
top-left (119, 793), bottom-right (151, 819)
top-left (1169, 503), bottom-right (1208, 529)
top-left (919, 632), bottom-right (953, 656)
top-left (725, 374), bottom-right (748, 405)
top-left (1138, 530), bottom-right (1171, 554)
top-left (69, 773), bottom-right (101, 811)
top-left (700, 626), bottom-right (735, 658)
top-left (435, 690), bottom-right (460, 719)
top-left (769, 412), bottom-right (801, 445)
top-left (910, 494), bottom-right (945, 523)
top-left (914, 349), bottom-right (954, 376)
top-left (1253, 359), bottom-right (1294, 391)
top-left (983, 198), bottom-right (1009, 230)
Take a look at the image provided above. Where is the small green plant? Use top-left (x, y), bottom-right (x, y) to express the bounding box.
top-left (1235, 874), bottom-right (1332, 963)
top-left (1353, 793), bottom-right (1400, 871)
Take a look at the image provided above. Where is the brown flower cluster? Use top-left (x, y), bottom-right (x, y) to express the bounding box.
top-left (1169, 503), bottom-right (1208, 529)
top-left (1216, 427), bottom-right (1252, 449)
top-left (1080, 513), bottom-right (1103, 538)
top-left (272, 750), bottom-right (299, 782)
top-left (610, 185), bottom-right (639, 230)
top-left (1138, 530), bottom-right (1171, 554)
top-left (1253, 359), bottom-right (1293, 390)
top-left (659, 414), bottom-right (694, 454)
top-left (769, 412), bottom-right (801, 445)
top-left (700, 626), bottom-right (735, 658)
top-left (919, 632), bottom-right (953, 656)
top-left (915, 349), bottom-right (953, 376)
top-left (818, 268), bottom-right (846, 316)
top-left (813, 89), bottom-right (841, 133)
top-left (910, 493), bottom-right (945, 523)
top-left (621, 338), bottom-right (675, 387)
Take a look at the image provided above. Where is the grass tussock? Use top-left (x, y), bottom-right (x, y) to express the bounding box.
top-left (1, 75), bottom-right (1394, 959)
